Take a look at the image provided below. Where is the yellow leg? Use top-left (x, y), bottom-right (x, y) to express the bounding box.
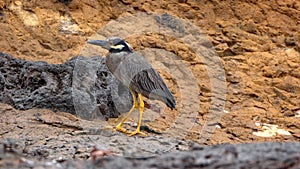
top-left (115, 90), bottom-right (137, 134)
top-left (128, 93), bottom-right (147, 136)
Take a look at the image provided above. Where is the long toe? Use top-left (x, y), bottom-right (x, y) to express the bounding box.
top-left (127, 130), bottom-right (147, 137)
top-left (115, 125), bottom-right (130, 134)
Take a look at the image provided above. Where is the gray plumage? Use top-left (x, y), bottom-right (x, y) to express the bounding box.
top-left (87, 37), bottom-right (176, 109)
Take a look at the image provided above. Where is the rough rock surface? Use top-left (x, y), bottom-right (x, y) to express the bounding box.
top-left (1, 104), bottom-right (300, 169)
top-left (0, 0), bottom-right (300, 168)
top-left (1, 136), bottom-right (300, 169)
top-left (0, 52), bottom-right (131, 120)
top-left (0, 0), bottom-right (299, 143)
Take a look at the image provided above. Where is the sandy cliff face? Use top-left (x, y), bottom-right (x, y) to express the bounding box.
top-left (0, 0), bottom-right (299, 144)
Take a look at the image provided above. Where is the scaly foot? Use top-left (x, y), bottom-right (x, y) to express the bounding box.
top-left (115, 124), bottom-right (130, 134)
top-left (127, 129), bottom-right (147, 137)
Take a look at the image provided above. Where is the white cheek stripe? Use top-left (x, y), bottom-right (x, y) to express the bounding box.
top-left (111, 44), bottom-right (125, 49)
top-left (125, 42), bottom-right (130, 49)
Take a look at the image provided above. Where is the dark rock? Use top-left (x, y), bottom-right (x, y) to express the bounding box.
top-left (1, 141), bottom-right (300, 169)
top-left (95, 142), bottom-right (300, 169)
top-left (0, 52), bottom-right (132, 120)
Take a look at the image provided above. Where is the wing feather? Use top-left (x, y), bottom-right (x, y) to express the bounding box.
top-left (130, 68), bottom-right (176, 109)
top-left (107, 51), bottom-right (176, 109)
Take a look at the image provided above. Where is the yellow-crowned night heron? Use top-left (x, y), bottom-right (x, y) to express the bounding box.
top-left (87, 37), bottom-right (176, 136)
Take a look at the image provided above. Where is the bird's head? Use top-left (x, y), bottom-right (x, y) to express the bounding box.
top-left (87, 37), bottom-right (132, 53)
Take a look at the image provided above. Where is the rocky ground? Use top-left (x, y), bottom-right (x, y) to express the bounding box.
top-left (0, 0), bottom-right (299, 168)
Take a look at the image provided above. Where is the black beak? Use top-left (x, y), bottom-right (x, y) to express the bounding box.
top-left (87, 39), bottom-right (111, 50)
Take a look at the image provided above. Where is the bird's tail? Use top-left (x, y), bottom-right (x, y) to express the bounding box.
top-left (166, 96), bottom-right (176, 109)
top-left (151, 89), bottom-right (176, 109)
top-left (165, 91), bottom-right (176, 109)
